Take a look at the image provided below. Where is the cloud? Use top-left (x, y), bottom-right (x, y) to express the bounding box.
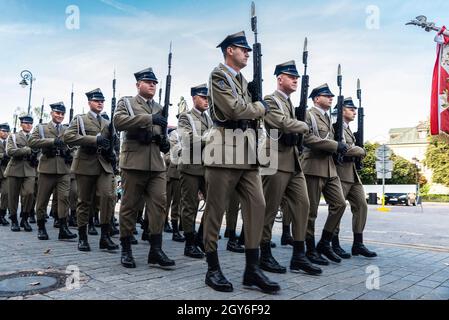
top-left (0, 23), bottom-right (56, 36)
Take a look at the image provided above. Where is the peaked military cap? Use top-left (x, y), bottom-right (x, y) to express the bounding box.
top-left (50, 102), bottom-right (66, 113)
top-left (134, 67), bottom-right (159, 83)
top-left (0, 123), bottom-right (10, 132)
top-left (86, 88), bottom-right (105, 101)
top-left (19, 115), bottom-right (34, 124)
top-left (217, 31), bottom-right (252, 52)
top-left (191, 84), bottom-right (208, 97)
top-left (309, 83), bottom-right (335, 99)
top-left (343, 97), bottom-right (357, 109)
top-left (274, 60), bottom-right (300, 77)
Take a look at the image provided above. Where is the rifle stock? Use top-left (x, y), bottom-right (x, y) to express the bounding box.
top-left (354, 79), bottom-right (364, 171)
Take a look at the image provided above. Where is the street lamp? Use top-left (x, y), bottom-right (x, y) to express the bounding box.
top-left (412, 157), bottom-right (421, 205)
top-left (19, 70), bottom-right (34, 115)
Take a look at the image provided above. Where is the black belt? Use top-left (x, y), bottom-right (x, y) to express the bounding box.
top-left (214, 120), bottom-right (256, 131)
top-left (126, 131), bottom-right (159, 145)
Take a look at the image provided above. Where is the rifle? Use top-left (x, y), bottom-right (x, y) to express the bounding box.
top-left (251, 1), bottom-right (263, 102)
top-left (13, 114), bottom-right (18, 133)
top-left (159, 42), bottom-right (173, 153)
top-left (108, 70), bottom-right (119, 173)
top-left (39, 98), bottom-right (45, 124)
top-left (333, 64), bottom-right (345, 165)
top-left (158, 81), bottom-right (163, 105)
top-left (69, 84), bottom-right (74, 123)
top-left (295, 37), bottom-right (309, 154)
top-left (354, 79), bottom-right (364, 171)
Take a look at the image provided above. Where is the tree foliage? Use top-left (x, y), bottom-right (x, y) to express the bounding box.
top-left (424, 136), bottom-right (449, 187)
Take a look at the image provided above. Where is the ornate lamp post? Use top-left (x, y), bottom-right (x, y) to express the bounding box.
top-left (19, 70), bottom-right (34, 115)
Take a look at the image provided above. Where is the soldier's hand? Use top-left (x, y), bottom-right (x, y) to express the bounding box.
top-left (159, 139), bottom-right (170, 154)
top-left (96, 136), bottom-right (111, 150)
top-left (23, 146), bottom-right (32, 155)
top-left (152, 114), bottom-right (168, 128)
top-left (337, 142), bottom-right (349, 155)
top-left (54, 137), bottom-right (64, 148)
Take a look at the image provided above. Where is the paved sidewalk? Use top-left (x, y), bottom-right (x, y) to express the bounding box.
top-left (0, 206), bottom-right (448, 300)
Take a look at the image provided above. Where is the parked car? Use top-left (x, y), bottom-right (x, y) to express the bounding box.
top-left (384, 193), bottom-right (417, 206)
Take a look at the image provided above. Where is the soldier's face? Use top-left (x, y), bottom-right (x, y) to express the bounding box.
top-left (343, 107), bottom-right (357, 123)
top-left (51, 111), bottom-right (65, 124)
top-left (315, 95), bottom-right (333, 110)
top-left (278, 74), bottom-right (299, 94)
top-left (137, 80), bottom-right (157, 99)
top-left (193, 95), bottom-right (209, 112)
top-left (228, 46), bottom-right (250, 69)
top-left (21, 123), bottom-right (33, 133)
top-left (0, 130), bottom-right (8, 139)
top-left (88, 100), bottom-right (105, 114)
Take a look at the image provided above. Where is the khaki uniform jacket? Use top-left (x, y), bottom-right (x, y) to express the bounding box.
top-left (336, 125), bottom-right (365, 184)
top-left (302, 107), bottom-right (339, 178)
top-left (205, 63), bottom-right (265, 170)
top-left (167, 130), bottom-right (180, 179)
top-left (178, 109), bottom-right (213, 176)
top-left (263, 90), bottom-right (309, 173)
top-left (0, 138), bottom-right (8, 179)
top-left (113, 95), bottom-right (166, 172)
top-left (5, 131), bottom-right (37, 178)
top-left (63, 113), bottom-right (113, 175)
top-left (29, 123), bottom-right (71, 175)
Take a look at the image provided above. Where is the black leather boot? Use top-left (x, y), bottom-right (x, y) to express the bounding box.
top-left (0, 209), bottom-right (9, 226)
top-left (37, 219), bottom-right (49, 240)
top-left (172, 220), bottom-right (185, 242)
top-left (94, 211), bottom-right (100, 227)
top-left (305, 237), bottom-right (329, 266)
top-left (130, 234), bottom-right (138, 245)
top-left (28, 209), bottom-right (36, 224)
top-left (224, 228), bottom-right (233, 239)
top-left (243, 249), bottom-right (280, 293)
top-left (260, 242), bottom-right (286, 274)
top-left (281, 225), bottom-right (294, 246)
top-left (141, 219), bottom-right (150, 243)
top-left (164, 217), bottom-right (173, 233)
top-left (120, 236), bottom-right (136, 268)
top-left (78, 226), bottom-right (91, 252)
top-left (178, 219), bottom-right (183, 232)
top-left (10, 215), bottom-right (20, 232)
top-left (53, 216), bottom-right (61, 228)
top-left (205, 251), bottom-right (233, 292)
top-left (352, 233), bottom-right (377, 258)
top-left (109, 217), bottom-right (120, 236)
top-left (58, 218), bottom-right (77, 240)
top-left (20, 212), bottom-right (32, 232)
top-left (316, 230), bottom-right (342, 263)
top-left (226, 229), bottom-right (245, 253)
top-left (291, 241), bottom-right (322, 275)
top-left (88, 215), bottom-right (98, 236)
top-left (67, 210), bottom-right (77, 227)
top-left (148, 234), bottom-right (175, 267)
top-left (195, 223), bottom-right (205, 253)
top-left (99, 224), bottom-right (119, 250)
top-left (137, 215), bottom-right (144, 230)
top-left (237, 228), bottom-right (245, 246)
top-left (184, 232), bottom-right (204, 259)
top-left (332, 232), bottom-right (351, 259)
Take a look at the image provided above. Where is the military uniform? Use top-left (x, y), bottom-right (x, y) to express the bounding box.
top-left (224, 190), bottom-right (244, 252)
top-left (63, 89), bottom-right (117, 252)
top-left (5, 115), bottom-right (37, 232)
top-left (29, 102), bottom-right (77, 241)
top-left (329, 98), bottom-right (377, 258)
top-left (202, 31), bottom-right (279, 293)
top-left (302, 84), bottom-right (347, 265)
top-left (260, 61), bottom-right (321, 275)
top-left (113, 68), bottom-right (174, 269)
top-left (0, 124), bottom-right (11, 226)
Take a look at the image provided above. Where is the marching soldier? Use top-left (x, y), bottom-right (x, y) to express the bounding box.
top-left (260, 61), bottom-right (322, 275)
top-left (166, 127), bottom-right (184, 242)
top-left (113, 68), bottom-right (174, 269)
top-left (302, 84), bottom-right (348, 265)
top-left (29, 102), bottom-right (77, 241)
top-left (280, 198), bottom-right (294, 246)
top-left (5, 115), bottom-right (38, 232)
top-left (329, 98), bottom-right (377, 258)
top-left (63, 89), bottom-right (118, 252)
top-left (0, 124), bottom-right (11, 226)
top-left (202, 31), bottom-right (280, 293)
top-left (224, 191), bottom-right (244, 253)
top-left (177, 84), bottom-right (213, 259)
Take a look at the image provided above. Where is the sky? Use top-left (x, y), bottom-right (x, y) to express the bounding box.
top-left (1, 0), bottom-right (448, 143)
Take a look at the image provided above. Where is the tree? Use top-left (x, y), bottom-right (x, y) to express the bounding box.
top-left (424, 136), bottom-right (449, 187)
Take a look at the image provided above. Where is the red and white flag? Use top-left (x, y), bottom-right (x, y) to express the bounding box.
top-left (431, 26), bottom-right (449, 135)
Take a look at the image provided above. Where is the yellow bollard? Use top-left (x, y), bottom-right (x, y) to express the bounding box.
top-left (377, 194), bottom-right (391, 212)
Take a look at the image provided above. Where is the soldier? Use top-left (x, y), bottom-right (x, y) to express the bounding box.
top-left (177, 84), bottom-right (213, 259)
top-left (202, 31), bottom-right (279, 293)
top-left (329, 98), bottom-right (377, 258)
top-left (302, 84), bottom-right (348, 265)
top-left (260, 61), bottom-right (322, 275)
top-left (63, 89), bottom-right (118, 252)
top-left (280, 198), bottom-right (294, 246)
top-left (113, 68), bottom-right (174, 269)
top-left (165, 127), bottom-right (184, 242)
top-left (29, 102), bottom-right (77, 241)
top-left (0, 123), bottom-right (11, 226)
top-left (224, 191), bottom-right (244, 253)
top-left (5, 115), bottom-right (38, 232)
